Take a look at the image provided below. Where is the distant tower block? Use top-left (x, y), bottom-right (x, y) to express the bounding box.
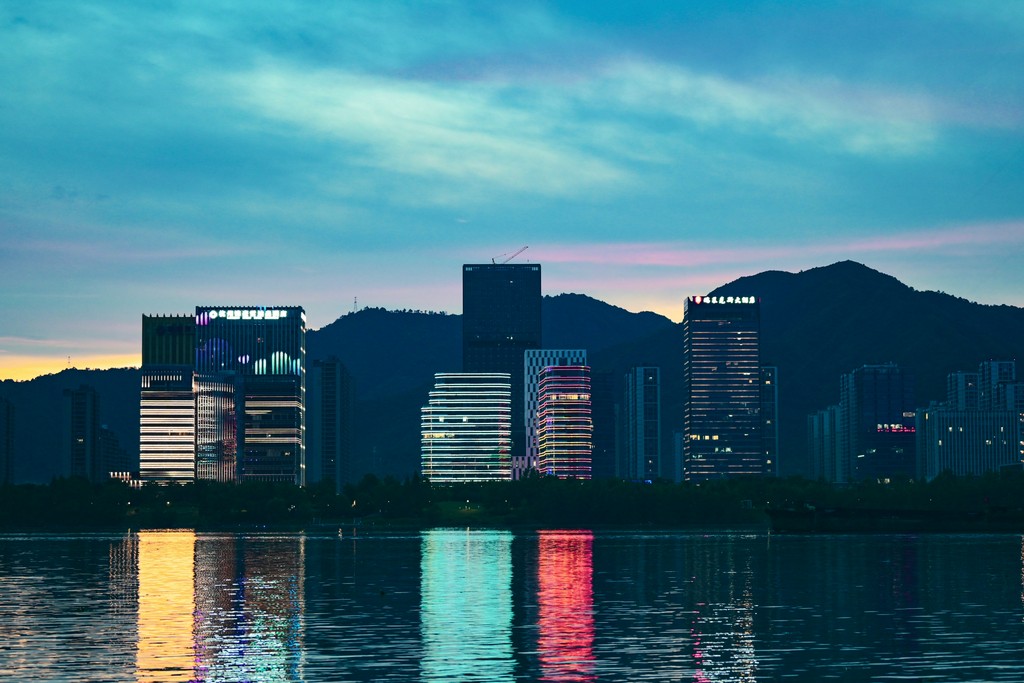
top-left (462, 263), bottom-right (542, 469)
top-left (683, 295), bottom-right (765, 481)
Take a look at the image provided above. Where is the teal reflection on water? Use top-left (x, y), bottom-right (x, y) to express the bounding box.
top-left (420, 529), bottom-right (514, 682)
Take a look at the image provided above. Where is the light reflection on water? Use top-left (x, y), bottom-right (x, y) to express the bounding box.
top-left (420, 529), bottom-right (514, 682)
top-left (537, 530), bottom-right (595, 682)
top-left (2, 532), bottom-right (1024, 681)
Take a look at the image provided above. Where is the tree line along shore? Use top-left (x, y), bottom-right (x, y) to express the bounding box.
top-left (2, 471), bottom-right (1024, 532)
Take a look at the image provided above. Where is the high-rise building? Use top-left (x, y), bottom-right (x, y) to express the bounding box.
top-left (624, 366), bottom-right (661, 482)
top-left (195, 306), bottom-right (306, 485)
top-left (839, 363), bottom-right (916, 482)
top-left (589, 371), bottom-right (618, 480)
top-left (947, 371), bottom-right (980, 410)
top-left (917, 360), bottom-right (1023, 480)
top-left (917, 404), bottom-right (1017, 479)
top-left (64, 385), bottom-right (101, 481)
top-left (239, 376), bottom-right (305, 484)
top-left (761, 366), bottom-right (780, 477)
top-left (421, 373), bottom-right (512, 483)
top-left (0, 398), bottom-right (12, 485)
top-left (807, 405), bottom-right (839, 481)
top-left (682, 295), bottom-right (764, 481)
top-left (195, 374), bottom-right (237, 483)
top-left (63, 385), bottom-right (126, 482)
top-left (98, 425), bottom-right (130, 478)
top-left (523, 349), bottom-right (586, 478)
top-left (308, 357), bottom-right (354, 493)
top-left (462, 263), bottom-right (542, 468)
top-left (979, 361), bottom-right (1016, 411)
top-left (537, 365), bottom-right (592, 479)
top-left (140, 314), bottom-right (198, 484)
top-left (139, 367), bottom-right (196, 484)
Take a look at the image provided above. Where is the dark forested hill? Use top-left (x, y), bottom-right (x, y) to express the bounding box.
top-left (712, 260), bottom-right (1024, 474)
top-left (0, 368), bottom-right (140, 483)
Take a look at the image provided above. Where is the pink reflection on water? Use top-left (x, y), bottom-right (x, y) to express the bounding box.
top-left (537, 530), bottom-right (596, 682)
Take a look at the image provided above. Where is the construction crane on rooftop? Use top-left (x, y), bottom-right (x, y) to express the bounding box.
top-left (492, 245), bottom-right (528, 264)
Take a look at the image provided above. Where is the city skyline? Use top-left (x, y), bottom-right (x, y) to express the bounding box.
top-left (3, 2), bottom-right (1023, 381)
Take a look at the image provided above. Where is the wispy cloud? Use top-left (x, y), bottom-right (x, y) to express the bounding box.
top-left (575, 59), bottom-right (941, 156)
top-left (206, 42), bottom-right (955, 206)
top-left (208, 62), bottom-right (629, 200)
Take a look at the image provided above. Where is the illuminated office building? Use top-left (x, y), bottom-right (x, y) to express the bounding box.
top-left (421, 373), bottom-right (512, 483)
top-left (141, 315), bottom-right (198, 484)
top-left (682, 296), bottom-right (765, 481)
top-left (537, 365), bottom-right (592, 479)
top-left (463, 263), bottom-right (542, 469)
top-left (140, 367), bottom-right (196, 484)
top-left (624, 366), bottom-right (660, 482)
top-left (196, 306), bottom-right (306, 485)
top-left (523, 349), bottom-right (586, 479)
top-left (195, 374), bottom-right (237, 483)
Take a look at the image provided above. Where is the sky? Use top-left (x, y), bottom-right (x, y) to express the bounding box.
top-left (2, 1), bottom-right (1023, 381)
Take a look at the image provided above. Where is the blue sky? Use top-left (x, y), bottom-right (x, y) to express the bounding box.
top-left (2, 1), bottom-right (1022, 379)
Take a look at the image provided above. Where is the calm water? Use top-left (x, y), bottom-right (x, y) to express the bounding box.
top-left (1, 530), bottom-right (1023, 682)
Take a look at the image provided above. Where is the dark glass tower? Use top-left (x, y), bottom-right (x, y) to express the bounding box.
top-left (682, 295), bottom-right (765, 481)
top-left (308, 357), bottom-right (354, 493)
top-left (625, 366), bottom-right (661, 482)
top-left (462, 264), bottom-right (541, 464)
top-left (839, 363), bottom-right (915, 482)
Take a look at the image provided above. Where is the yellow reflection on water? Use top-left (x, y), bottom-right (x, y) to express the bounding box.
top-left (136, 530), bottom-right (196, 682)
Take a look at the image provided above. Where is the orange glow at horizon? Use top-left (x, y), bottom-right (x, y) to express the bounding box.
top-left (0, 353), bottom-right (141, 381)
top-left (538, 530), bottom-right (596, 682)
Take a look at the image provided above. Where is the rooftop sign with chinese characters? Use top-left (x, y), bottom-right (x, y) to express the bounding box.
top-left (689, 296), bottom-right (757, 305)
top-left (195, 308), bottom-right (299, 326)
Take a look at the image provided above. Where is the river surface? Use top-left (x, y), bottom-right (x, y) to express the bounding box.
top-left (1, 530), bottom-right (1022, 682)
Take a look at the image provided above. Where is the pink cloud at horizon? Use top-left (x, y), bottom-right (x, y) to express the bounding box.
top-left (532, 220), bottom-right (1024, 269)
